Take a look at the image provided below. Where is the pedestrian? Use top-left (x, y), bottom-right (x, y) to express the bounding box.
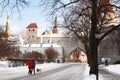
top-left (32, 60), bottom-right (36, 74)
top-left (26, 60), bottom-right (33, 75)
top-left (105, 58), bottom-right (108, 66)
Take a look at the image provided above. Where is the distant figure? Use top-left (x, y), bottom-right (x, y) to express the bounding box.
top-left (32, 60), bottom-right (36, 74)
top-left (26, 60), bottom-right (33, 75)
top-left (105, 59), bottom-right (108, 66)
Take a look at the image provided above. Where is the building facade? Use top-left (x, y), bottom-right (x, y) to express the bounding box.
top-left (20, 16), bottom-right (86, 63)
top-left (5, 0), bottom-right (120, 63)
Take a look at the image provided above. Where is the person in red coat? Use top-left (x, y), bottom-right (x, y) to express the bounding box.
top-left (26, 60), bottom-right (33, 74)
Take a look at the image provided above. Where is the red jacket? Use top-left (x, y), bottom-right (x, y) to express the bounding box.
top-left (26, 61), bottom-right (33, 69)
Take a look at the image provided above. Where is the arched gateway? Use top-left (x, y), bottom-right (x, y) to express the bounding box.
top-left (65, 47), bottom-right (87, 63)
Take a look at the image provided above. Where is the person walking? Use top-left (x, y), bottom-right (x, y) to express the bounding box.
top-left (26, 60), bottom-right (33, 75)
top-left (105, 58), bottom-right (108, 66)
top-left (32, 60), bottom-right (36, 74)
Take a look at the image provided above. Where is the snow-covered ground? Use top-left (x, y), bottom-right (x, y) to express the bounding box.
top-left (101, 64), bottom-right (120, 75)
top-left (0, 61), bottom-right (120, 80)
top-left (0, 61), bottom-right (71, 80)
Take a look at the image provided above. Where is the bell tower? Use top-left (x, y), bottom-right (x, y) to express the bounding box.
top-left (52, 15), bottom-right (59, 34)
top-left (5, 15), bottom-right (11, 39)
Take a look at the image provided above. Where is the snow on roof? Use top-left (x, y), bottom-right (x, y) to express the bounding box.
top-left (42, 43), bottom-right (61, 47)
top-left (22, 43), bottom-right (61, 48)
top-left (38, 34), bottom-right (72, 38)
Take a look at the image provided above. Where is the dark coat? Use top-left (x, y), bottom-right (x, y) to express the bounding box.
top-left (32, 61), bottom-right (36, 69)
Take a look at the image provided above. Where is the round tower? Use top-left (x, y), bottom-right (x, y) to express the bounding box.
top-left (99, 0), bottom-right (116, 27)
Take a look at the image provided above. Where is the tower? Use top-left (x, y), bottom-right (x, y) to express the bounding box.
top-left (99, 0), bottom-right (116, 27)
top-left (5, 15), bottom-right (11, 39)
top-left (52, 15), bottom-right (59, 34)
top-left (26, 23), bottom-right (38, 44)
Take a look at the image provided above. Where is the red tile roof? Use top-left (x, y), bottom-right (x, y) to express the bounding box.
top-left (27, 23), bottom-right (38, 28)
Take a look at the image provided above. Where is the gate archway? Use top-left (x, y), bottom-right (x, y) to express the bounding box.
top-left (68, 47), bottom-right (87, 63)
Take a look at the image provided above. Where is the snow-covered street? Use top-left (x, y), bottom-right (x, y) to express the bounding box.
top-left (0, 62), bottom-right (120, 80)
top-left (0, 62), bottom-right (71, 80)
top-left (11, 63), bottom-right (87, 80)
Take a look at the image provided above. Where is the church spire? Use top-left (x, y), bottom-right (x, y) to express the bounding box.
top-left (53, 15), bottom-right (59, 34)
top-left (54, 15), bottom-right (58, 28)
top-left (5, 15), bottom-right (11, 38)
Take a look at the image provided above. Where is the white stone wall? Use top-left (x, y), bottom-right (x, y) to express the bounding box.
top-left (37, 36), bottom-right (84, 56)
top-left (20, 44), bottom-right (63, 62)
top-left (25, 31), bottom-right (85, 61)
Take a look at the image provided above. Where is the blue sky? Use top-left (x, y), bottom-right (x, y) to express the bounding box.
top-left (0, 0), bottom-right (54, 35)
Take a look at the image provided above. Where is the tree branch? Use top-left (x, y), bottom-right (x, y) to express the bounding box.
top-left (98, 24), bottom-right (120, 45)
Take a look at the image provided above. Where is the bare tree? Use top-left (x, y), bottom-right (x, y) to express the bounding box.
top-left (36, 0), bottom-right (120, 77)
top-left (0, 0), bottom-right (29, 16)
top-left (32, 51), bottom-right (43, 59)
top-left (0, 26), bottom-right (17, 58)
top-left (45, 47), bottom-right (59, 62)
top-left (22, 51), bottom-right (43, 59)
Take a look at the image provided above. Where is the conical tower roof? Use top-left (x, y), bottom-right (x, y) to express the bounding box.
top-left (54, 15), bottom-right (58, 28)
top-left (5, 15), bottom-right (11, 38)
top-left (53, 15), bottom-right (59, 34)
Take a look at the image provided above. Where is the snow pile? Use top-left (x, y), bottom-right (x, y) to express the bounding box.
top-left (84, 75), bottom-right (96, 80)
top-left (0, 61), bottom-right (9, 67)
top-left (104, 64), bottom-right (120, 75)
top-left (84, 64), bottom-right (90, 76)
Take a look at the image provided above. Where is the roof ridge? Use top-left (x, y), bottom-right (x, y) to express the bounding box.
top-left (27, 23), bottom-right (38, 28)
